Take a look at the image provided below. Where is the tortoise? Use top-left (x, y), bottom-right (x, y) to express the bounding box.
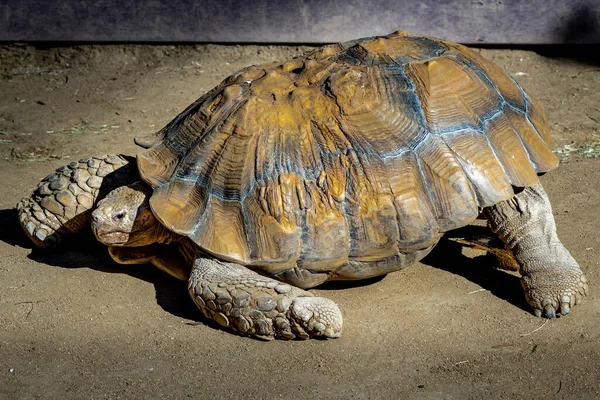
top-left (17, 30), bottom-right (588, 340)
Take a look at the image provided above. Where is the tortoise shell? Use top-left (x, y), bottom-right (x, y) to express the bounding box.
top-left (136, 30), bottom-right (558, 283)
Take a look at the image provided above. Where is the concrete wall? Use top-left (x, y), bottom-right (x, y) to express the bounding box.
top-left (2, 0), bottom-right (599, 44)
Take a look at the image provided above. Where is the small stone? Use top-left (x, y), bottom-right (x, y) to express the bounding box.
top-left (275, 284), bottom-right (292, 294)
top-left (86, 176), bottom-right (102, 189)
top-left (215, 312), bottom-right (229, 327)
top-left (233, 292), bottom-right (250, 307)
top-left (256, 295), bottom-right (276, 311)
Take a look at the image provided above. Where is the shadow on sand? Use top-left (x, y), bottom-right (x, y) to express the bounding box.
top-left (0, 207), bottom-right (200, 321)
top-left (1, 207), bottom-right (531, 323)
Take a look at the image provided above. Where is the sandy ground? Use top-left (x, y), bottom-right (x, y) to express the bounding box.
top-left (0, 42), bottom-right (599, 399)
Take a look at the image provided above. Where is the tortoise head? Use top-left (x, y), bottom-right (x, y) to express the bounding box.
top-left (91, 181), bottom-right (161, 247)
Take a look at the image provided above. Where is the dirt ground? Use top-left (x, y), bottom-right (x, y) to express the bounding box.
top-left (0, 41), bottom-right (599, 400)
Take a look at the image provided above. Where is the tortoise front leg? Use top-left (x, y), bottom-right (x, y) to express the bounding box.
top-left (17, 154), bottom-right (138, 247)
top-left (188, 258), bottom-right (343, 340)
top-left (484, 183), bottom-right (589, 318)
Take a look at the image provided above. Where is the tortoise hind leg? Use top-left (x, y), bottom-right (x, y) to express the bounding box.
top-left (17, 154), bottom-right (137, 247)
top-left (483, 183), bottom-right (589, 318)
top-left (188, 258), bottom-right (343, 340)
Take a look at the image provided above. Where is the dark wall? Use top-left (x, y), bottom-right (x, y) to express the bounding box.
top-left (2, 0), bottom-right (599, 44)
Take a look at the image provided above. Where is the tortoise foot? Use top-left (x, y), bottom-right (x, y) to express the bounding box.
top-left (188, 258), bottom-right (343, 340)
top-left (289, 296), bottom-right (343, 339)
top-left (523, 269), bottom-right (589, 318)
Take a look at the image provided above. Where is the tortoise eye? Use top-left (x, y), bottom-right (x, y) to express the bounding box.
top-left (114, 212), bottom-right (126, 221)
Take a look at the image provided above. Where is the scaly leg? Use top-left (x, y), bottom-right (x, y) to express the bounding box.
top-left (188, 258), bottom-right (343, 340)
top-left (484, 183), bottom-right (589, 318)
top-left (17, 155), bottom-right (137, 247)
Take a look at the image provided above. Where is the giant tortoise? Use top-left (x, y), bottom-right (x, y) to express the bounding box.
top-left (17, 31), bottom-right (588, 340)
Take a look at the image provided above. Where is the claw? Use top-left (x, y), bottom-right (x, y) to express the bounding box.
top-left (543, 303), bottom-right (556, 318)
top-left (290, 297), bottom-right (343, 338)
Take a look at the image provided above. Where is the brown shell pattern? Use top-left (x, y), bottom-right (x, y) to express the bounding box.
top-left (137, 30), bottom-right (558, 273)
